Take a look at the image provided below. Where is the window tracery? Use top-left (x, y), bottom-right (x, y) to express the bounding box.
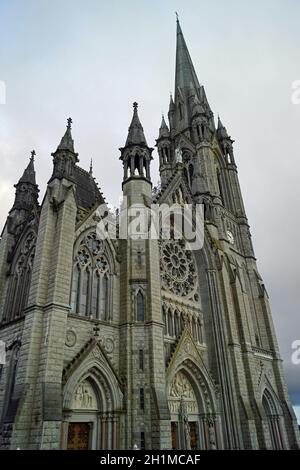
top-left (160, 240), bottom-right (198, 299)
top-left (3, 231), bottom-right (36, 323)
top-left (70, 231), bottom-right (112, 321)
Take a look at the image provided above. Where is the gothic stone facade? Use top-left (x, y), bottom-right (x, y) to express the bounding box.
top-left (0, 20), bottom-right (299, 450)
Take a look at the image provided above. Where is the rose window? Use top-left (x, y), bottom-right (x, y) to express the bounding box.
top-left (160, 241), bottom-right (197, 297)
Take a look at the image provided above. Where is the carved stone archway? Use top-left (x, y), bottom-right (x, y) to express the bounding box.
top-left (166, 327), bottom-right (222, 450)
top-left (168, 367), bottom-right (219, 450)
top-left (61, 341), bottom-right (124, 450)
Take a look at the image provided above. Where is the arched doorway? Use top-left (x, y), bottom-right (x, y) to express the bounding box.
top-left (168, 369), bottom-right (219, 450)
top-left (66, 379), bottom-right (99, 450)
top-left (62, 356), bottom-right (123, 450)
top-left (262, 390), bottom-right (283, 450)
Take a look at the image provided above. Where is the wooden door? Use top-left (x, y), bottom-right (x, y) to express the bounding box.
top-left (189, 422), bottom-right (198, 450)
top-left (67, 422), bottom-right (90, 450)
top-left (171, 421), bottom-right (178, 450)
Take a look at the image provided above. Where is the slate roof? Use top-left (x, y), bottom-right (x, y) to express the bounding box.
top-left (73, 165), bottom-right (104, 210)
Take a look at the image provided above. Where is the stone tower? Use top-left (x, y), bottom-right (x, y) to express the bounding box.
top-left (0, 19), bottom-right (299, 450)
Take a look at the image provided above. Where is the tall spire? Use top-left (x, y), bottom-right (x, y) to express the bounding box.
top-left (175, 16), bottom-right (200, 97)
top-left (57, 117), bottom-right (75, 153)
top-left (19, 150), bottom-right (37, 185)
top-left (125, 102), bottom-right (147, 146)
top-left (158, 114), bottom-right (170, 138)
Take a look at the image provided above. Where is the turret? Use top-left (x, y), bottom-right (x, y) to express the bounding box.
top-left (156, 115), bottom-right (172, 186)
top-left (217, 116), bottom-right (235, 165)
top-left (49, 118), bottom-right (79, 182)
top-left (119, 102), bottom-right (153, 188)
top-left (7, 150), bottom-right (39, 235)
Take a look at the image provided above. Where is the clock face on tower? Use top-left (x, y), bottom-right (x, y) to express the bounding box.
top-left (226, 230), bottom-right (235, 245)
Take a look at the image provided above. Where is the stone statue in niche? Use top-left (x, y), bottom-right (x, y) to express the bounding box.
top-left (175, 147), bottom-right (183, 164)
top-left (179, 398), bottom-right (191, 450)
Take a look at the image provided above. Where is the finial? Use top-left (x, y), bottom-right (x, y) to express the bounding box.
top-left (30, 150), bottom-right (36, 162)
top-left (175, 11), bottom-right (179, 22)
top-left (67, 117), bottom-right (72, 130)
top-left (133, 102), bottom-right (138, 110)
top-left (89, 158), bottom-right (93, 175)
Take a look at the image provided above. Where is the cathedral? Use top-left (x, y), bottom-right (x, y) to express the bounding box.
top-left (0, 18), bottom-right (299, 451)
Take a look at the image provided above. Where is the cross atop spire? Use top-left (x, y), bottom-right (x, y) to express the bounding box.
top-left (30, 149), bottom-right (36, 162)
top-left (89, 158), bottom-right (93, 175)
top-left (67, 117), bottom-right (72, 130)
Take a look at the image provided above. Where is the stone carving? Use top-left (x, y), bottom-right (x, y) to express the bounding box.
top-left (65, 329), bottom-right (77, 348)
top-left (175, 147), bottom-right (183, 164)
top-left (179, 398), bottom-right (191, 450)
top-left (160, 240), bottom-right (197, 297)
top-left (93, 348), bottom-right (101, 359)
top-left (85, 232), bottom-right (103, 254)
top-left (103, 337), bottom-right (114, 353)
top-left (170, 371), bottom-right (194, 399)
top-left (169, 371), bottom-right (198, 415)
top-left (95, 255), bottom-right (109, 273)
top-left (76, 248), bottom-right (90, 266)
top-left (72, 380), bottom-right (97, 410)
top-left (99, 336), bottom-right (115, 354)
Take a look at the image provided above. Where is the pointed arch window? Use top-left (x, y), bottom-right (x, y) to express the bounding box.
top-left (3, 343), bottom-right (20, 420)
top-left (163, 306), bottom-right (167, 335)
top-left (168, 309), bottom-right (173, 337)
top-left (101, 274), bottom-right (109, 321)
top-left (81, 270), bottom-right (90, 316)
top-left (136, 290), bottom-right (145, 322)
top-left (69, 232), bottom-right (113, 321)
top-left (92, 271), bottom-right (100, 318)
top-left (2, 232), bottom-right (36, 324)
top-left (71, 265), bottom-right (80, 313)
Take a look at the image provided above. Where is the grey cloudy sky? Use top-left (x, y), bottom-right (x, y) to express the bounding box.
top-left (0, 0), bottom-right (299, 421)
